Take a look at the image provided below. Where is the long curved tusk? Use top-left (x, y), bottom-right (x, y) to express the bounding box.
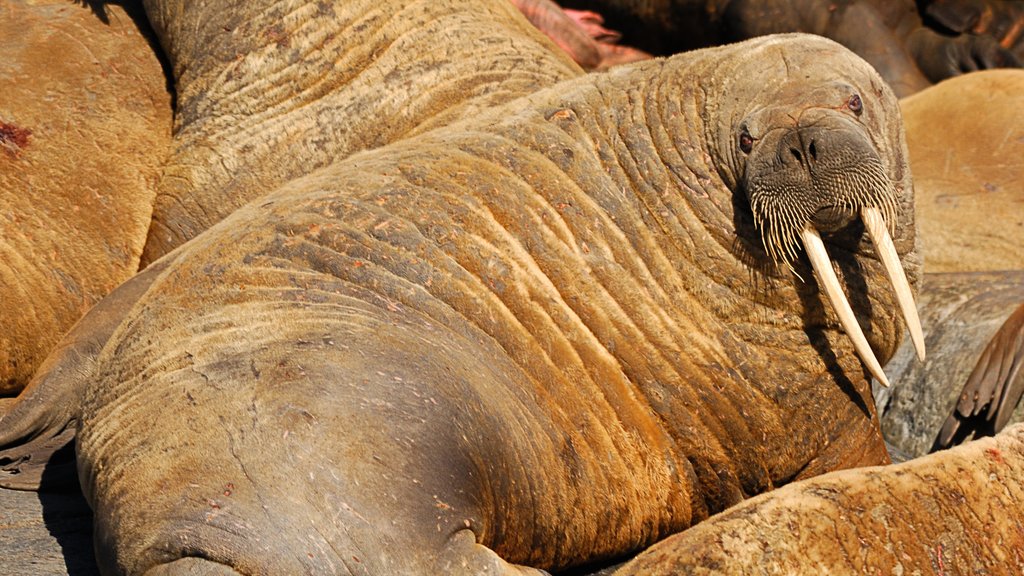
top-left (800, 225), bottom-right (891, 388)
top-left (862, 206), bottom-right (926, 362)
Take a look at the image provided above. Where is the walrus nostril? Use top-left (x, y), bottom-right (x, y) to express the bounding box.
top-left (808, 140), bottom-right (818, 162)
top-left (790, 147), bottom-right (802, 163)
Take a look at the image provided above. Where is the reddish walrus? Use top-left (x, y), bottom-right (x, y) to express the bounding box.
top-left (2, 34), bottom-right (922, 574)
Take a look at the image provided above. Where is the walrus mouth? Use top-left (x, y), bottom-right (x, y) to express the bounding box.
top-left (749, 154), bottom-right (925, 387)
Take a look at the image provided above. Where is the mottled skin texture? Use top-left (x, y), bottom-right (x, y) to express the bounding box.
top-left (1, 34), bottom-right (917, 575)
top-left (138, 0), bottom-right (581, 267)
top-left (899, 69), bottom-right (1024, 273)
top-left (613, 423), bottom-right (1024, 575)
top-left (559, 0), bottom-right (1021, 96)
top-left (876, 271), bottom-right (1024, 456)
top-left (0, 1), bottom-right (172, 394)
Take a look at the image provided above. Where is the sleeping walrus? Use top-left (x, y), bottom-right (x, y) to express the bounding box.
top-left (1, 34), bottom-right (921, 574)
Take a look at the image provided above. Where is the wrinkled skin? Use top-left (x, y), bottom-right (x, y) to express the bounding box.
top-left (613, 423), bottom-right (1024, 575)
top-left (899, 69), bottom-right (1024, 273)
top-left (0, 1), bottom-right (172, 394)
top-left (1, 34), bottom-right (918, 575)
top-left (138, 0), bottom-right (580, 267)
top-left (875, 271), bottom-right (1024, 456)
top-left (559, 0), bottom-right (1022, 96)
top-left (0, 0), bottom-right (573, 568)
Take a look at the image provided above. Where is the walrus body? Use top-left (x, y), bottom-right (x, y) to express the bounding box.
top-left (613, 423), bottom-right (1024, 575)
top-left (874, 70), bottom-right (1024, 454)
top-left (3, 34), bottom-right (919, 574)
top-left (559, 0), bottom-right (1021, 97)
top-left (138, 0), bottom-right (580, 266)
top-left (899, 69), bottom-right (1024, 273)
top-left (0, 1), bottom-right (172, 394)
top-left (876, 271), bottom-right (1024, 455)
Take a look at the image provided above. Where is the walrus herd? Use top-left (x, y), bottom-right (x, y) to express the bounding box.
top-left (1, 1), bottom-right (1022, 575)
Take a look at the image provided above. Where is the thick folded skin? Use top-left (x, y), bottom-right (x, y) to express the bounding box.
top-left (137, 0), bottom-right (581, 267)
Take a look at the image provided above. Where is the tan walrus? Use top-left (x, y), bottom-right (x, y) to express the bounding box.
top-left (136, 0), bottom-right (580, 267)
top-left (2, 34), bottom-right (922, 574)
top-left (0, 1), bottom-right (171, 394)
top-left (615, 423), bottom-right (1024, 575)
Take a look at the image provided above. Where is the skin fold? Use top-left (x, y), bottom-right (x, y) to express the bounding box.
top-left (3, 34), bottom-right (918, 575)
top-left (1, 0), bottom-right (581, 494)
top-left (137, 0), bottom-right (581, 267)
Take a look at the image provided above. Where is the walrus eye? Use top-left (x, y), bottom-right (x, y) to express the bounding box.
top-left (847, 94), bottom-right (863, 116)
top-left (739, 129), bottom-right (753, 154)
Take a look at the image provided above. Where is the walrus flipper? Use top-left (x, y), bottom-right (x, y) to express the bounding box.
top-left (936, 302), bottom-right (1024, 450)
top-left (0, 257), bottom-right (173, 490)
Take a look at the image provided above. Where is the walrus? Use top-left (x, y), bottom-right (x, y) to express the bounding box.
top-left (875, 271), bottom-right (1024, 456)
top-left (613, 422), bottom-right (1024, 575)
top-left (899, 69), bottom-right (1024, 273)
top-left (1, 34), bottom-right (922, 574)
top-left (873, 70), bottom-right (1024, 455)
top-left (509, 0), bottom-right (652, 70)
top-left (0, 0), bottom-right (172, 394)
top-left (922, 0), bottom-right (1024, 63)
top-left (136, 0), bottom-right (581, 267)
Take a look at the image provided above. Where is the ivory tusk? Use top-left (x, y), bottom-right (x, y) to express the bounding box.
top-left (862, 206), bottom-right (926, 362)
top-left (800, 225), bottom-right (891, 388)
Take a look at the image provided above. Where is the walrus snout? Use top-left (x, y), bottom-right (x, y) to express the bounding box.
top-left (742, 111), bottom-right (925, 387)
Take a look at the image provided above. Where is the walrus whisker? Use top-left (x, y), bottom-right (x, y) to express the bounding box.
top-left (862, 206), bottom-right (926, 361)
top-left (800, 223), bottom-right (892, 387)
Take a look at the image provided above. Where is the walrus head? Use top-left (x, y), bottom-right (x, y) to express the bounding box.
top-left (706, 35), bottom-right (925, 387)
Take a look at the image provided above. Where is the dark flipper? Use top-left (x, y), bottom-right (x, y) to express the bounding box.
top-left (924, 0), bottom-right (1024, 50)
top-left (0, 257), bottom-right (173, 490)
top-left (935, 302), bottom-right (1024, 450)
top-left (907, 26), bottom-right (1021, 83)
